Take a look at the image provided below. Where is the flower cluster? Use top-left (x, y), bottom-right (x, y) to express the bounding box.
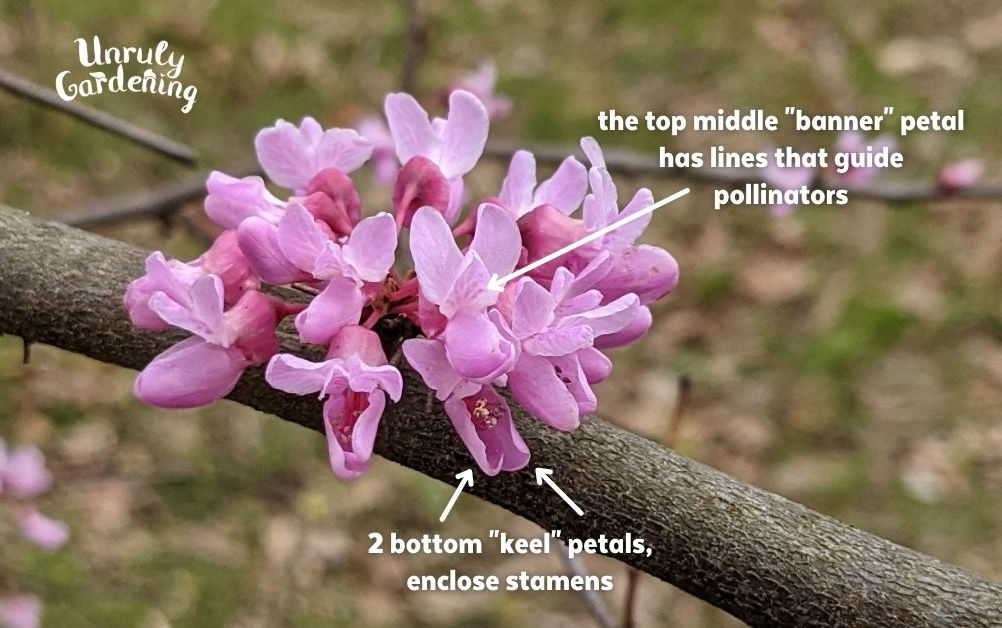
top-left (1, 438), bottom-right (68, 628)
top-left (124, 88), bottom-right (678, 478)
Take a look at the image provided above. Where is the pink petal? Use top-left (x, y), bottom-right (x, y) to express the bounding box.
top-left (524, 326), bottom-right (593, 357)
top-left (328, 325), bottom-right (388, 365)
top-left (593, 245), bottom-right (679, 304)
top-left (577, 346), bottom-right (613, 383)
top-left (438, 90), bottom-right (489, 179)
top-left (402, 338), bottom-right (465, 401)
top-left (343, 213), bottom-right (397, 282)
top-left (443, 311), bottom-right (517, 382)
top-left (510, 279), bottom-right (555, 338)
top-left (254, 119), bottom-right (316, 190)
top-left (594, 304), bottom-right (652, 349)
top-left (265, 354), bottom-right (335, 397)
top-left (0, 595), bottom-right (41, 628)
top-left (580, 136), bottom-right (606, 168)
top-left (237, 217), bottom-right (308, 285)
top-left (550, 354), bottom-right (597, 415)
top-left (204, 171), bottom-right (284, 229)
top-left (1, 446), bottom-right (51, 499)
top-left (314, 128), bottom-right (373, 176)
top-left (560, 293), bottom-right (641, 337)
top-left (134, 337), bottom-right (247, 409)
top-left (410, 206), bottom-right (464, 305)
top-left (582, 167), bottom-right (618, 231)
top-left (534, 155), bottom-right (588, 215)
top-left (440, 254), bottom-right (495, 317)
top-left (605, 187), bottom-right (654, 252)
top-left (509, 353), bottom-right (580, 430)
top-left (384, 93), bottom-right (437, 164)
top-left (470, 203), bottom-right (521, 277)
top-left (499, 150), bottom-right (537, 216)
top-left (148, 275), bottom-right (226, 345)
top-left (294, 277), bottom-right (364, 345)
top-left (223, 290), bottom-right (281, 363)
top-left (17, 507), bottom-right (69, 550)
top-left (276, 203), bottom-right (331, 274)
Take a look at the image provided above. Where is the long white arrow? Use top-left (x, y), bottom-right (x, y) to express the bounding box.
top-left (487, 187), bottom-right (690, 292)
top-left (439, 469), bottom-right (474, 522)
top-left (535, 467), bottom-right (583, 516)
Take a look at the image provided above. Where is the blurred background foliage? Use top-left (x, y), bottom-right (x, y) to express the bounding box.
top-left (1, 0), bottom-right (1001, 626)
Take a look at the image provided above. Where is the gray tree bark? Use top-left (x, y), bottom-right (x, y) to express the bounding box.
top-left (0, 206), bottom-right (999, 626)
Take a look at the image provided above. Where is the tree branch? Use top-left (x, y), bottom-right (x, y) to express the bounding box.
top-left (0, 206), bottom-right (999, 626)
top-left (0, 69), bottom-right (198, 165)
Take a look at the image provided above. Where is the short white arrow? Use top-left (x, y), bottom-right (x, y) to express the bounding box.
top-left (487, 187), bottom-right (690, 292)
top-left (439, 469), bottom-right (474, 523)
top-left (535, 467), bottom-right (583, 516)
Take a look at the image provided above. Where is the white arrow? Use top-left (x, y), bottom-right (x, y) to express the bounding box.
top-left (535, 467), bottom-right (583, 516)
top-left (487, 187), bottom-right (691, 292)
top-left (439, 469), bottom-right (474, 523)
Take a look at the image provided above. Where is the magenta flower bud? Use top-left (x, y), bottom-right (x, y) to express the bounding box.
top-left (305, 167), bottom-right (362, 228)
top-left (300, 191), bottom-right (355, 238)
top-left (200, 230), bottom-right (259, 305)
top-left (393, 156), bottom-right (450, 227)
top-left (518, 204), bottom-right (588, 281)
top-left (938, 159), bottom-right (983, 191)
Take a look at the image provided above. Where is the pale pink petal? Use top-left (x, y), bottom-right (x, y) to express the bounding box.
top-left (510, 279), bottom-right (555, 338)
top-left (255, 119), bottom-right (316, 190)
top-left (593, 245), bottom-right (679, 304)
top-left (551, 354), bottom-right (596, 415)
top-left (560, 293), bottom-right (641, 337)
top-left (440, 254), bottom-right (494, 317)
top-left (17, 507), bottom-right (69, 550)
top-left (294, 277), bottom-right (364, 345)
top-left (403, 338), bottom-right (465, 401)
top-left (470, 203), bottom-right (521, 277)
top-left (444, 311), bottom-right (516, 382)
top-left (148, 275), bottom-right (226, 344)
top-left (524, 326), bottom-right (594, 357)
top-left (534, 156), bottom-right (588, 214)
top-left (384, 93), bottom-right (437, 164)
top-left (593, 305), bottom-right (652, 349)
top-left (410, 206), bottom-right (464, 305)
top-left (577, 346), bottom-right (613, 383)
top-left (276, 203), bottom-right (331, 274)
top-left (1, 446), bottom-right (51, 499)
top-left (314, 128), bottom-right (373, 174)
top-left (237, 217), bottom-right (307, 285)
top-left (582, 167), bottom-right (618, 231)
top-left (324, 390), bottom-right (385, 480)
top-left (204, 172), bottom-right (284, 229)
top-left (343, 213), bottom-right (397, 282)
top-left (265, 354), bottom-right (335, 397)
top-left (134, 337), bottom-right (247, 409)
top-left (438, 90), bottom-right (489, 179)
top-left (580, 136), bottom-right (606, 168)
top-left (509, 353), bottom-right (580, 430)
top-left (605, 187), bottom-right (654, 252)
top-left (499, 150), bottom-right (537, 216)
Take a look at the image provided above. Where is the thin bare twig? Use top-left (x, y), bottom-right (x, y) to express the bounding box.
top-left (0, 68), bottom-right (198, 165)
top-left (555, 539), bottom-right (616, 628)
top-left (400, 0), bottom-right (426, 93)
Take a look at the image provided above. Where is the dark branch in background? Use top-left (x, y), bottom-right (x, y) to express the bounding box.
top-left (0, 69), bottom-right (198, 165)
top-left (399, 0), bottom-right (427, 93)
top-left (1, 207), bottom-right (1000, 626)
top-left (51, 164), bottom-right (259, 229)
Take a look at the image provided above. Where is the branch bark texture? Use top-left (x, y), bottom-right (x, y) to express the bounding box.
top-left (0, 206), bottom-right (999, 626)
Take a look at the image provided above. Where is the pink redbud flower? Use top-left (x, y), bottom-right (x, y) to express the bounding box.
top-left (204, 171), bottom-right (286, 229)
top-left (384, 90), bottom-right (489, 224)
top-left (266, 326), bottom-right (403, 480)
top-left (402, 335), bottom-right (529, 476)
top-left (409, 204), bottom-right (520, 382)
top-left (134, 277), bottom-right (291, 408)
top-left (254, 116), bottom-right (373, 193)
top-left (938, 159), bottom-right (983, 190)
top-left (0, 595), bottom-right (40, 628)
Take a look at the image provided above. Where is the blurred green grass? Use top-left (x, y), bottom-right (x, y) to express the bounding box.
top-left (2, 0), bottom-right (1002, 626)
